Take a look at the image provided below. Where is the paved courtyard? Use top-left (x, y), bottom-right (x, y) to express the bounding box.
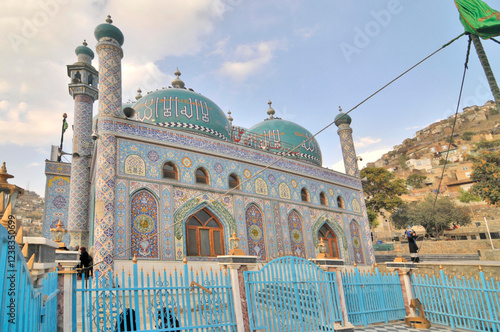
top-left (355, 322), bottom-right (460, 332)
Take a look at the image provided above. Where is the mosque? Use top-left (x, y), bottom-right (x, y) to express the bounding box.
top-left (41, 16), bottom-right (374, 276)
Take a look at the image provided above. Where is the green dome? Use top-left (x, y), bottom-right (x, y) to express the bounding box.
top-left (133, 88), bottom-right (231, 141)
top-left (246, 118), bottom-right (322, 166)
top-left (334, 112), bottom-right (351, 126)
top-left (75, 44), bottom-right (94, 59)
top-left (94, 21), bottom-right (124, 46)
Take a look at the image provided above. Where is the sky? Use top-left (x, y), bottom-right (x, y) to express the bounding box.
top-left (2, 0), bottom-right (500, 197)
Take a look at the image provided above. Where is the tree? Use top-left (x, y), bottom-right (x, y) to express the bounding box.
top-left (406, 174), bottom-right (426, 189)
top-left (471, 151), bottom-right (500, 206)
top-left (398, 154), bottom-right (409, 170)
top-left (462, 131), bottom-right (475, 141)
top-left (360, 167), bottom-right (408, 229)
top-left (390, 195), bottom-right (471, 236)
top-left (457, 188), bottom-right (481, 203)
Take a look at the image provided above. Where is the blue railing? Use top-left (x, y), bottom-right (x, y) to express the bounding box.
top-left (0, 224), bottom-right (59, 332)
top-left (412, 268), bottom-right (500, 332)
top-left (74, 261), bottom-right (236, 331)
top-left (341, 266), bottom-right (406, 326)
top-left (244, 256), bottom-right (343, 332)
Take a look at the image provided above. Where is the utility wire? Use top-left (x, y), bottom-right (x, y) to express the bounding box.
top-left (418, 34), bottom-right (472, 252)
top-left (87, 33), bottom-right (465, 271)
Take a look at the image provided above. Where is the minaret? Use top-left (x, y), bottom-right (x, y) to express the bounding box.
top-left (335, 107), bottom-right (360, 177)
top-left (93, 15), bottom-right (124, 278)
top-left (67, 41), bottom-right (98, 248)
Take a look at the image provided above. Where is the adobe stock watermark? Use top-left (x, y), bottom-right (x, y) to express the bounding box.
top-left (340, 0), bottom-right (404, 63)
top-left (7, 0), bottom-right (70, 53)
top-left (6, 215), bottom-right (17, 324)
top-left (441, 76), bottom-right (492, 119)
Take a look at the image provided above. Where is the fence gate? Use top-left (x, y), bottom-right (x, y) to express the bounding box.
top-left (341, 266), bottom-right (406, 326)
top-left (244, 256), bottom-right (343, 332)
top-left (75, 261), bottom-right (237, 332)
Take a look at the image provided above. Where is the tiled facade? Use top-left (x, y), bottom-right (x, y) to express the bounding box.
top-left (41, 20), bottom-right (375, 277)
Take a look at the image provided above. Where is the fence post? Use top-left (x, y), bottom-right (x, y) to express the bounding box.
top-left (386, 262), bottom-right (417, 317)
top-left (56, 253), bottom-right (80, 332)
top-left (311, 258), bottom-right (355, 332)
top-left (218, 255), bottom-right (258, 332)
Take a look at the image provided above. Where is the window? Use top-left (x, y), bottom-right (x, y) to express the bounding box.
top-left (195, 168), bottom-right (209, 184)
top-left (318, 224), bottom-right (339, 259)
top-left (320, 192), bottom-right (327, 206)
top-left (462, 166), bottom-right (468, 171)
top-left (301, 188), bottom-right (309, 202)
top-left (228, 173), bottom-right (240, 189)
top-left (430, 147), bottom-right (435, 152)
top-left (162, 162), bottom-right (178, 180)
top-left (471, 235), bottom-right (477, 240)
top-left (337, 196), bottom-right (344, 209)
top-left (479, 233), bottom-right (487, 239)
top-left (186, 208), bottom-right (224, 257)
top-left (442, 145), bottom-right (447, 150)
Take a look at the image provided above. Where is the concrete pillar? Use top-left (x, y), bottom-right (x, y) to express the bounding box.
top-left (56, 251), bottom-right (80, 332)
top-left (218, 255), bottom-right (258, 332)
top-left (311, 258), bottom-right (355, 332)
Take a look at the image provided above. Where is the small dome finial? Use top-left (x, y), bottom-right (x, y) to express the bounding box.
top-left (83, 40), bottom-right (88, 47)
top-left (267, 100), bottom-right (275, 119)
top-left (135, 88), bottom-right (142, 100)
top-left (171, 68), bottom-right (185, 89)
top-left (106, 15), bottom-right (113, 24)
top-left (339, 106), bottom-right (342, 112)
top-left (227, 110), bottom-right (233, 123)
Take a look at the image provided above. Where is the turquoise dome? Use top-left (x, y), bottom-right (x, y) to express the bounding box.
top-left (133, 88), bottom-right (231, 141)
top-left (94, 22), bottom-right (124, 46)
top-left (75, 44), bottom-right (94, 59)
top-left (246, 118), bottom-right (322, 166)
top-left (334, 112), bottom-right (351, 126)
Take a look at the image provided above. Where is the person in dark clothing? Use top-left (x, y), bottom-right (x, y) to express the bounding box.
top-left (407, 230), bottom-right (419, 263)
top-left (80, 247), bottom-right (93, 279)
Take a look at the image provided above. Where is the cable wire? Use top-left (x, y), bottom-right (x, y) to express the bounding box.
top-left (87, 33), bottom-right (465, 271)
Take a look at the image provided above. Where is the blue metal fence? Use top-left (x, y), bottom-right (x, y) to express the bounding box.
top-left (341, 266), bottom-right (406, 326)
top-left (244, 256), bottom-right (343, 332)
top-left (0, 225), bottom-right (59, 332)
top-left (75, 261), bottom-right (236, 331)
top-left (412, 268), bottom-right (500, 332)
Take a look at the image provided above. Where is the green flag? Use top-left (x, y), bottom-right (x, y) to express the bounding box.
top-left (455, 0), bottom-right (500, 39)
top-left (62, 118), bottom-right (68, 134)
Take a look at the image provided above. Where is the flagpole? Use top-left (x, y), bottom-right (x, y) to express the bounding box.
top-left (58, 113), bottom-right (68, 162)
top-left (470, 33), bottom-right (500, 113)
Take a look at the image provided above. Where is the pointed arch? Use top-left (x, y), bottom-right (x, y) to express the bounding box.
top-left (173, 194), bottom-right (235, 260)
top-left (245, 204), bottom-right (266, 260)
top-left (350, 219), bottom-right (365, 265)
top-left (125, 154), bottom-right (146, 176)
top-left (288, 209), bottom-right (306, 257)
top-left (312, 213), bottom-right (348, 255)
top-left (318, 223), bottom-right (340, 258)
top-left (130, 189), bottom-right (159, 259)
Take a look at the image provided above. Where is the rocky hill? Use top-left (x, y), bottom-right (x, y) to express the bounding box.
top-left (367, 100), bottom-right (500, 242)
top-left (15, 190), bottom-right (44, 237)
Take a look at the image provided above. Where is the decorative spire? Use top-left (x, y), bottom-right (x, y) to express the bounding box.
top-left (0, 162), bottom-right (14, 184)
top-left (106, 15), bottom-right (113, 24)
top-left (267, 100), bottom-right (275, 119)
top-left (339, 106), bottom-right (342, 112)
top-left (171, 68), bottom-right (185, 89)
top-left (135, 88), bottom-right (142, 100)
top-left (82, 40), bottom-right (88, 47)
top-left (227, 110), bottom-right (233, 124)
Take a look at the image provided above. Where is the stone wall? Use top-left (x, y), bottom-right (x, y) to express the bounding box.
top-left (381, 239), bottom-right (500, 255)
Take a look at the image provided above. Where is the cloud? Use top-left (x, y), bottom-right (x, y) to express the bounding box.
top-left (295, 24), bottom-right (319, 39)
top-left (405, 125), bottom-right (421, 130)
top-left (330, 146), bottom-right (392, 173)
top-left (0, 0), bottom-right (227, 147)
top-left (218, 40), bottom-right (285, 82)
top-left (354, 136), bottom-right (382, 148)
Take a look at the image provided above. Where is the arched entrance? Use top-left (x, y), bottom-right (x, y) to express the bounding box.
top-left (186, 208), bottom-right (224, 257)
top-left (318, 223), bottom-right (340, 259)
